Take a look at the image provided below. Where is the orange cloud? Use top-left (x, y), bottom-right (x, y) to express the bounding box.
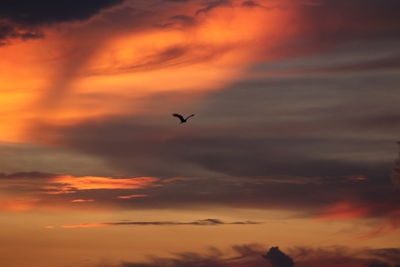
top-left (347, 175), bottom-right (368, 182)
top-left (0, 0), bottom-right (306, 144)
top-left (0, 196), bottom-right (40, 211)
top-left (45, 175), bottom-right (160, 193)
top-left (71, 199), bottom-right (95, 203)
top-left (62, 223), bottom-right (110, 229)
top-left (317, 201), bottom-right (400, 239)
top-left (116, 194), bottom-right (148, 199)
top-left (317, 202), bottom-right (371, 220)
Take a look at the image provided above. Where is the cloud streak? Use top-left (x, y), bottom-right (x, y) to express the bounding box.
top-left (59, 218), bottom-right (260, 228)
top-left (45, 175), bottom-right (160, 194)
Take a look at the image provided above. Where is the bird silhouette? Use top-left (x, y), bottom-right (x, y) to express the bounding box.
top-left (172, 113), bottom-right (195, 123)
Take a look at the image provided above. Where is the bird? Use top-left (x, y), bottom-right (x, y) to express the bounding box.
top-left (172, 113), bottom-right (195, 123)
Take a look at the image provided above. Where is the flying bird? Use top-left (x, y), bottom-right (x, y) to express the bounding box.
top-left (172, 113), bottom-right (195, 123)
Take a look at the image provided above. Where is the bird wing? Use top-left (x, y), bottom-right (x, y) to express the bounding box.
top-left (172, 113), bottom-right (185, 122)
top-left (185, 114), bottom-right (195, 120)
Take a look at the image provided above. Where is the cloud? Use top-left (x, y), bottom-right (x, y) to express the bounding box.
top-left (60, 218), bottom-right (260, 228)
top-left (391, 143), bottom-right (400, 189)
top-left (317, 201), bottom-right (400, 239)
top-left (0, 171), bottom-right (55, 179)
top-left (100, 243), bottom-right (269, 267)
top-left (0, 0), bottom-right (124, 43)
top-left (44, 175), bottom-right (161, 194)
top-left (295, 0), bottom-right (400, 43)
top-left (2, 0), bottom-right (400, 218)
top-left (170, 15), bottom-right (196, 25)
top-left (195, 0), bottom-right (232, 15)
top-left (263, 246), bottom-right (294, 267)
top-left (0, 171), bottom-right (176, 211)
top-left (290, 246), bottom-right (400, 267)
top-left (241, 1), bottom-right (260, 7)
top-left (0, 24), bottom-right (44, 44)
top-left (96, 245), bottom-right (400, 267)
top-left (71, 199), bottom-right (94, 203)
top-left (0, 0), bottom-right (125, 25)
top-left (117, 194), bottom-right (148, 199)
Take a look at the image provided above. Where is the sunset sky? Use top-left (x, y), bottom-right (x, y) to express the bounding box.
top-left (0, 1), bottom-right (399, 266)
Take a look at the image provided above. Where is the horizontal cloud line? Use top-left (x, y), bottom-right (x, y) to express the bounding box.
top-left (54, 218), bottom-right (260, 229)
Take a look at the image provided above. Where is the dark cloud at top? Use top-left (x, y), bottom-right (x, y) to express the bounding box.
top-left (195, 0), bottom-right (232, 15)
top-left (0, 0), bottom-right (124, 25)
top-left (0, 0), bottom-right (124, 42)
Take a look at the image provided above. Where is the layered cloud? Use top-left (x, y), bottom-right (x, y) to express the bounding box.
top-left (0, 172), bottom-right (165, 210)
top-left (98, 245), bottom-right (400, 267)
top-left (0, 0), bottom-right (399, 241)
top-left (0, 2), bottom-right (399, 267)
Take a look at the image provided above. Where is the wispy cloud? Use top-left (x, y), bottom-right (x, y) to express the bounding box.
top-left (71, 199), bottom-right (95, 203)
top-left (317, 201), bottom-right (400, 239)
top-left (116, 194), bottom-right (148, 199)
top-left (58, 218), bottom-right (260, 229)
top-left (44, 175), bottom-right (160, 194)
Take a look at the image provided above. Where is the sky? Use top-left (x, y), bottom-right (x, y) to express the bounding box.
top-left (0, 0), bottom-right (399, 266)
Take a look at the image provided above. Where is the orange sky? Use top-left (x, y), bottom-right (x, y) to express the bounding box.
top-left (0, 0), bottom-right (399, 267)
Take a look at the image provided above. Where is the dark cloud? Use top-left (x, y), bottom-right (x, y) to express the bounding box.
top-left (27, 41), bottom-right (400, 216)
top-left (0, 0), bottom-right (124, 42)
top-left (390, 142), bottom-right (400, 189)
top-left (107, 218), bottom-right (260, 226)
top-left (99, 245), bottom-right (400, 267)
top-left (260, 55), bottom-right (400, 76)
top-left (195, 0), bottom-right (232, 15)
top-left (0, 0), bottom-right (125, 25)
top-left (241, 1), bottom-right (260, 7)
top-left (263, 247), bottom-right (294, 267)
top-left (170, 15), bottom-right (196, 25)
top-left (296, 0), bottom-right (400, 45)
top-left (62, 218), bottom-right (260, 228)
top-left (0, 171), bottom-right (55, 179)
top-left (0, 23), bottom-right (44, 44)
top-left (101, 244), bottom-right (269, 267)
top-left (40, 114), bottom-right (395, 179)
top-left (290, 247), bottom-right (400, 267)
